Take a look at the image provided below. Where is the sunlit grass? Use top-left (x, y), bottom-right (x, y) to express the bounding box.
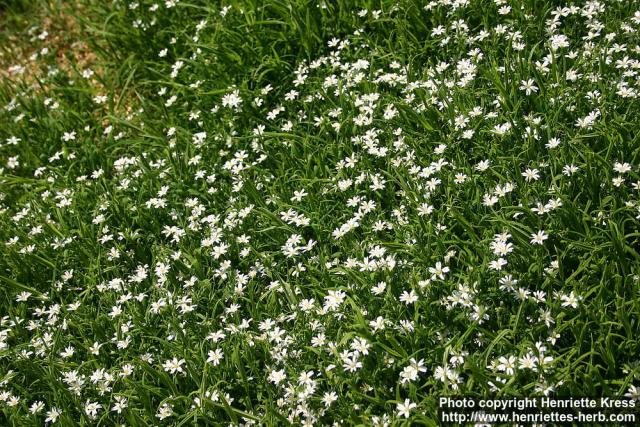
top-left (0, 0), bottom-right (639, 425)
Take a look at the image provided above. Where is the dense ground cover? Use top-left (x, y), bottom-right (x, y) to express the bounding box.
top-left (1, 0), bottom-right (640, 425)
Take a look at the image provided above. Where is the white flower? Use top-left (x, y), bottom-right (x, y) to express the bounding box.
top-left (222, 89), bottom-right (243, 109)
top-left (530, 230), bottom-right (548, 245)
top-left (324, 289), bottom-right (346, 311)
top-left (156, 403), bottom-right (174, 420)
top-left (396, 398), bottom-right (417, 418)
top-left (428, 261), bottom-right (449, 280)
top-left (268, 369), bottom-right (286, 385)
top-left (418, 203), bottom-right (433, 216)
top-left (546, 138), bottom-right (561, 149)
top-left (522, 168), bottom-right (540, 182)
top-left (29, 401), bottom-right (45, 414)
top-left (16, 291), bottom-right (31, 302)
top-left (497, 355), bottom-right (517, 375)
top-left (614, 162), bottom-right (632, 174)
top-left (45, 407), bottom-right (62, 423)
top-left (560, 291), bottom-right (580, 308)
top-left (519, 79), bottom-right (538, 95)
top-left (372, 281), bottom-right (387, 295)
top-left (60, 345), bottom-right (75, 359)
top-left (207, 349), bottom-right (224, 366)
top-left (475, 160), bottom-right (491, 171)
top-left (489, 258), bottom-right (508, 271)
top-left (162, 357), bottom-right (185, 375)
top-left (518, 353), bottom-right (538, 370)
top-left (62, 131), bottom-right (76, 141)
top-left (399, 289), bottom-right (418, 305)
top-left (625, 385), bottom-right (640, 401)
top-left (111, 396), bottom-right (128, 413)
top-left (84, 401), bottom-right (102, 419)
top-left (400, 358), bottom-right (427, 384)
top-left (549, 34), bottom-right (569, 50)
top-left (322, 391), bottom-right (338, 407)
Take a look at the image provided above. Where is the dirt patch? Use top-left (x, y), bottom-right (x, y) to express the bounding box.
top-left (0, 2), bottom-right (102, 90)
top-left (0, 2), bottom-right (141, 127)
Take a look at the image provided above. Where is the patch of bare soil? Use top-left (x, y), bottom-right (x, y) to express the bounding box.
top-left (0, 2), bottom-right (101, 89)
top-left (0, 3), bottom-right (139, 122)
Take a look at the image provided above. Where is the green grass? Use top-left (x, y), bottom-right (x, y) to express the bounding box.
top-left (1, 0), bottom-right (640, 425)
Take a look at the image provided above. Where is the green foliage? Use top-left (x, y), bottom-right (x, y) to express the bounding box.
top-left (0, 0), bottom-right (639, 425)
